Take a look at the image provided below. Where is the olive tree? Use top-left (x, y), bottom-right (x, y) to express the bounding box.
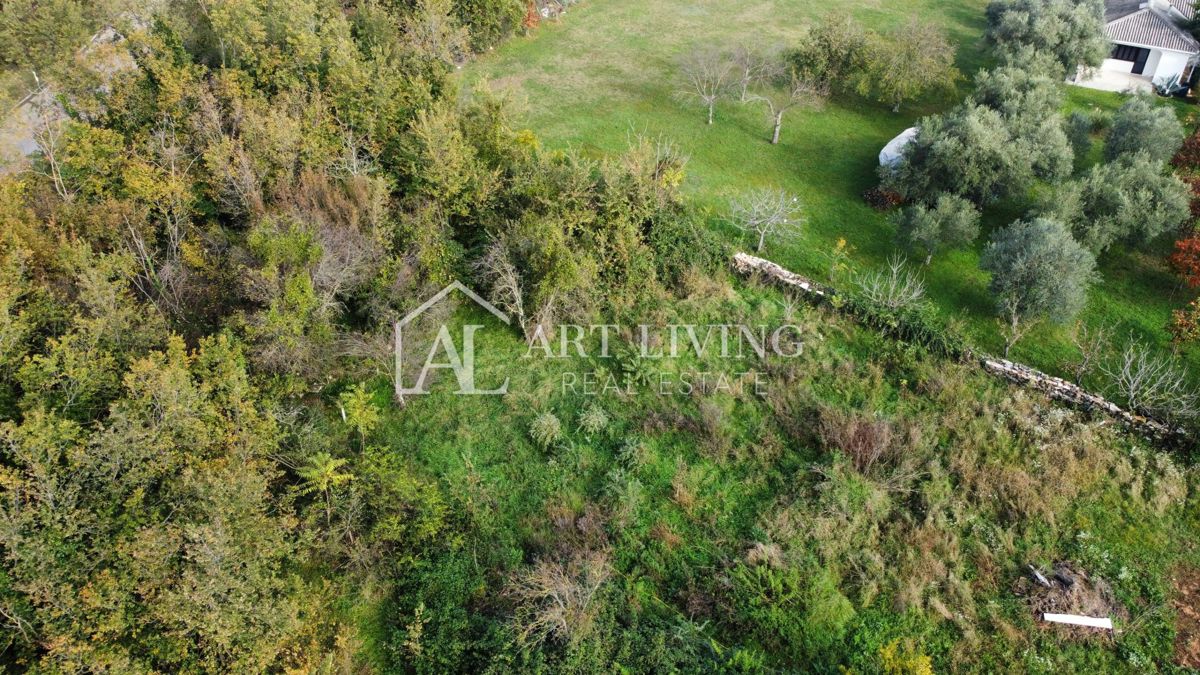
top-left (893, 193), bottom-right (981, 264)
top-left (730, 188), bottom-right (803, 252)
top-left (967, 66), bottom-right (1075, 181)
top-left (859, 20), bottom-right (959, 112)
top-left (980, 218), bottom-right (1096, 356)
top-left (1104, 96), bottom-right (1185, 164)
top-left (970, 65), bottom-right (1062, 119)
top-left (985, 0), bottom-right (1109, 78)
top-left (678, 47), bottom-right (733, 125)
top-left (1065, 111), bottom-right (1094, 159)
top-left (1041, 154), bottom-right (1191, 254)
top-left (885, 102), bottom-right (1071, 205)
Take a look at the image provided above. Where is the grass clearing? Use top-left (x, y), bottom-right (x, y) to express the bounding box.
top-left (463, 0), bottom-right (1200, 383)
top-left (361, 278), bottom-right (1200, 670)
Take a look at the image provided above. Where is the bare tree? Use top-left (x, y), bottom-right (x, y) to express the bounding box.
top-left (509, 550), bottom-right (611, 646)
top-left (745, 69), bottom-right (828, 144)
top-left (1067, 320), bottom-right (1112, 385)
top-left (853, 255), bottom-right (926, 311)
top-left (730, 188), bottom-right (803, 252)
top-left (475, 238), bottom-right (529, 338)
top-left (1102, 339), bottom-right (1200, 421)
top-left (677, 47), bottom-right (732, 125)
top-left (731, 44), bottom-right (782, 101)
top-left (30, 103), bottom-right (73, 202)
top-left (776, 290), bottom-right (803, 322)
top-left (996, 294), bottom-right (1042, 358)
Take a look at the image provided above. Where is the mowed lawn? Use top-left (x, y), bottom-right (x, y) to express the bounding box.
top-left (462, 0), bottom-right (1200, 381)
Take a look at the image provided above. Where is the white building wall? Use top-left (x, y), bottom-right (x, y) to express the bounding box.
top-left (1152, 50), bottom-right (1192, 83)
top-left (1144, 49), bottom-right (1163, 77)
top-left (1101, 58), bottom-right (1135, 73)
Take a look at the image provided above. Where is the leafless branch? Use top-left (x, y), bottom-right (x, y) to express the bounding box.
top-left (1067, 320), bottom-right (1112, 385)
top-left (729, 187), bottom-right (803, 252)
top-left (1102, 338), bottom-right (1200, 421)
top-left (677, 48), bottom-right (733, 125)
top-left (744, 69), bottom-right (828, 144)
top-left (853, 255), bottom-right (926, 312)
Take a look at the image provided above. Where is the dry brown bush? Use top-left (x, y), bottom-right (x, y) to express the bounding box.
top-left (508, 550), bottom-right (611, 647)
top-left (818, 408), bottom-right (895, 474)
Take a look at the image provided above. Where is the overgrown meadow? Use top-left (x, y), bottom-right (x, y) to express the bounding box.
top-left (352, 277), bottom-right (1199, 671)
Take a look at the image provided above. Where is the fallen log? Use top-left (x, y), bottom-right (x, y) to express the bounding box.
top-left (731, 251), bottom-right (1189, 447)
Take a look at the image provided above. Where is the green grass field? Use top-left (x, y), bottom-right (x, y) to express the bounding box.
top-left (358, 280), bottom-right (1198, 671)
top-left (462, 0), bottom-right (1200, 383)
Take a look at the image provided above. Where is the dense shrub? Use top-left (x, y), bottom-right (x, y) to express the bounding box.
top-left (1041, 154), bottom-right (1191, 254)
top-left (838, 293), bottom-right (969, 359)
top-left (819, 407), bottom-right (896, 473)
top-left (531, 411), bottom-right (564, 449)
top-left (455, 0), bottom-right (525, 50)
top-left (730, 561), bottom-right (856, 666)
top-left (985, 0), bottom-right (1108, 77)
top-left (884, 102), bottom-right (1071, 205)
top-left (1105, 97), bottom-right (1185, 164)
top-left (1171, 127), bottom-right (1200, 170)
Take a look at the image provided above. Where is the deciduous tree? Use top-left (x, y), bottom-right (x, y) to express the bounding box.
top-left (860, 21), bottom-right (959, 112)
top-left (730, 188), bottom-right (803, 252)
top-left (1169, 235), bottom-right (1200, 288)
top-left (745, 69), bottom-right (828, 144)
top-left (731, 44), bottom-right (782, 101)
top-left (678, 47), bottom-right (733, 125)
top-left (789, 12), bottom-right (869, 93)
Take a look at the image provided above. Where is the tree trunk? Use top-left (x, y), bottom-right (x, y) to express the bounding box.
top-left (924, 252), bottom-right (933, 266)
top-left (771, 112), bottom-right (783, 145)
top-left (892, 100), bottom-right (901, 113)
top-left (756, 230), bottom-right (766, 252)
top-left (707, 103), bottom-right (714, 125)
top-left (1004, 313), bottom-right (1020, 358)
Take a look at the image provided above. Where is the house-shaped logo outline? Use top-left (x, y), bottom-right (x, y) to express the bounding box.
top-left (395, 281), bottom-right (511, 397)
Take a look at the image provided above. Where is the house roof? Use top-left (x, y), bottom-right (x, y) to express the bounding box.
top-left (1106, 7), bottom-right (1200, 53)
top-left (1106, 0), bottom-right (1145, 21)
top-left (1168, 0), bottom-right (1195, 20)
top-left (1107, 0), bottom-right (1195, 21)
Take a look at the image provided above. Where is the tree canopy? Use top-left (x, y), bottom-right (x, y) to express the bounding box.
top-left (980, 217), bottom-right (1096, 353)
top-left (1041, 154), bottom-right (1192, 254)
top-left (985, 0), bottom-right (1109, 77)
top-left (884, 101), bottom-right (1072, 205)
top-left (893, 193), bottom-right (981, 264)
top-left (1105, 96), bottom-right (1186, 164)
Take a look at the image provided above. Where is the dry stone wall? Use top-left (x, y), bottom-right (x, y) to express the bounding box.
top-left (732, 252), bottom-right (1187, 446)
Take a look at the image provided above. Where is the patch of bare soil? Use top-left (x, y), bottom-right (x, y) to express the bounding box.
top-left (1012, 562), bottom-right (1126, 642)
top-left (1171, 566), bottom-right (1200, 668)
